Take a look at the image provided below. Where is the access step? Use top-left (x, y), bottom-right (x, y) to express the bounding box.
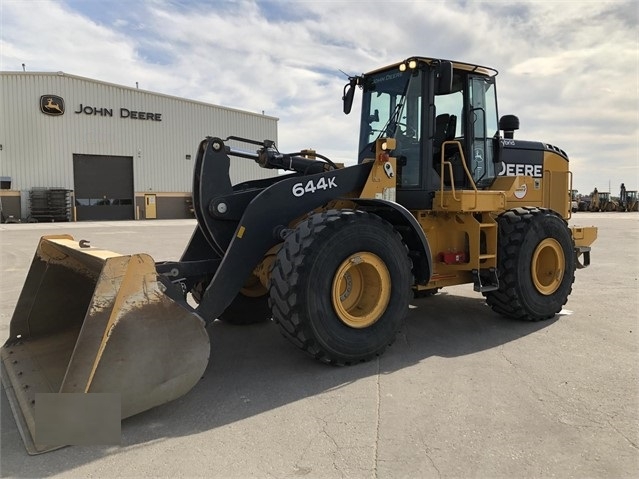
top-left (472, 268), bottom-right (499, 292)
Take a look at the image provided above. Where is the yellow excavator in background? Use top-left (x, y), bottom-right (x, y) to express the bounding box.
top-left (1, 56), bottom-right (597, 454)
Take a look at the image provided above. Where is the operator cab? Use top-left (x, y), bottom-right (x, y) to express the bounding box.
top-left (345, 57), bottom-right (501, 209)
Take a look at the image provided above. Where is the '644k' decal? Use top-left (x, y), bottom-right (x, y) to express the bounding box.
top-left (292, 177), bottom-right (337, 197)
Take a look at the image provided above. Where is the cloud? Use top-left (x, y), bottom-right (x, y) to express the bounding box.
top-left (1, 0), bottom-right (637, 194)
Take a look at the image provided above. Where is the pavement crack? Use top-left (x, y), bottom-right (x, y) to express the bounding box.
top-left (319, 420), bottom-right (345, 478)
top-left (425, 452), bottom-right (442, 479)
top-left (373, 357), bottom-right (380, 479)
top-left (418, 429), bottom-right (442, 478)
top-left (499, 347), bottom-right (516, 368)
top-left (607, 420), bottom-right (639, 450)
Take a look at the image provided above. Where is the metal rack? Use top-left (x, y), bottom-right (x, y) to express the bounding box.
top-left (29, 188), bottom-right (72, 222)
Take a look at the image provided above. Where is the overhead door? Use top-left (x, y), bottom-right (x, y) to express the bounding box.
top-left (73, 154), bottom-right (134, 221)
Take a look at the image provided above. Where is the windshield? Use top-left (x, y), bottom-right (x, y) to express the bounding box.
top-left (358, 69), bottom-right (423, 187)
top-left (359, 69), bottom-right (419, 154)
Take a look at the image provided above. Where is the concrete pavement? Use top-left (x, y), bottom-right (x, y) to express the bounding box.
top-left (1, 213), bottom-right (637, 478)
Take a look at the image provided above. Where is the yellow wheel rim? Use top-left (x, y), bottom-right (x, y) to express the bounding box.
top-left (331, 252), bottom-right (391, 329)
top-left (531, 238), bottom-right (565, 295)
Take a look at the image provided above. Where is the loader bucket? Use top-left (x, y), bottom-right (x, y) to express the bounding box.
top-left (1, 235), bottom-right (209, 454)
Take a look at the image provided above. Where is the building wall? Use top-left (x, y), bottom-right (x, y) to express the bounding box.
top-left (0, 72), bottom-right (278, 220)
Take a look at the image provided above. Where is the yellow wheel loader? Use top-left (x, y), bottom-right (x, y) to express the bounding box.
top-left (1, 56), bottom-right (597, 454)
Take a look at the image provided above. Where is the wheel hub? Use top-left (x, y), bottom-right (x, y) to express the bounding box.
top-left (331, 252), bottom-right (391, 328)
top-left (531, 238), bottom-right (565, 295)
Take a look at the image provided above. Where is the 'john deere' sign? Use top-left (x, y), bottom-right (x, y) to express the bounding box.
top-left (75, 104), bottom-right (162, 121)
top-left (39, 95), bottom-right (162, 121)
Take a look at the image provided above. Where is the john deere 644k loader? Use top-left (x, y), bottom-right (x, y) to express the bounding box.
top-left (1, 56), bottom-right (597, 453)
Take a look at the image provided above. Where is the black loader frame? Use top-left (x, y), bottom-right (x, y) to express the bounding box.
top-left (156, 136), bottom-right (432, 324)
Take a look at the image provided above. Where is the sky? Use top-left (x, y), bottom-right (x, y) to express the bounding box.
top-left (1, 0), bottom-right (637, 195)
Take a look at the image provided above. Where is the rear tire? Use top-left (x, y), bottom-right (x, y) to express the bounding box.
top-left (191, 279), bottom-right (271, 325)
top-left (484, 207), bottom-right (575, 321)
top-left (269, 209), bottom-right (412, 365)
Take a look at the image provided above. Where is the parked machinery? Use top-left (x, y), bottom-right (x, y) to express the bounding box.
top-left (622, 190), bottom-right (638, 211)
top-left (595, 191), bottom-right (618, 211)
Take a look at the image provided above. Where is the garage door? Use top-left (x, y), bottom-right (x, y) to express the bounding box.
top-left (73, 154), bottom-right (134, 221)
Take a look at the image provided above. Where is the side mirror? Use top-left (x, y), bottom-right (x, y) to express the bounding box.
top-left (492, 135), bottom-right (502, 164)
top-left (342, 78), bottom-right (357, 115)
top-left (435, 61), bottom-right (453, 95)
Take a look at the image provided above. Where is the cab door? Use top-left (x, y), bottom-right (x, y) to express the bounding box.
top-left (468, 76), bottom-right (499, 188)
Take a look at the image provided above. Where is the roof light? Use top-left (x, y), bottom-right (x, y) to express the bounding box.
top-left (400, 59), bottom-right (418, 72)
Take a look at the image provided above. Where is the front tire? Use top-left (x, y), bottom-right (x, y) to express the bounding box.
top-left (269, 209), bottom-right (413, 365)
top-left (484, 207), bottom-right (575, 321)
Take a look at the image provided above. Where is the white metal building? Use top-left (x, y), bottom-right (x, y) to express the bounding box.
top-left (0, 72), bottom-right (278, 221)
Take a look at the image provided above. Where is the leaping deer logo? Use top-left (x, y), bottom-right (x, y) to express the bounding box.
top-left (45, 98), bottom-right (62, 112)
top-left (40, 95), bottom-right (65, 116)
